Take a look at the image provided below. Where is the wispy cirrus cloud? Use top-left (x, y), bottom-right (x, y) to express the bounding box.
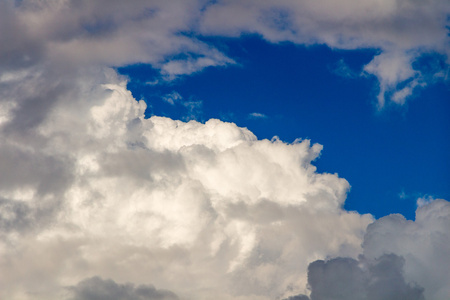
top-left (162, 91), bottom-right (183, 105)
top-left (248, 112), bottom-right (268, 119)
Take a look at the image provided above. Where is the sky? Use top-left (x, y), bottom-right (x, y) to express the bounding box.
top-left (0, 1), bottom-right (449, 300)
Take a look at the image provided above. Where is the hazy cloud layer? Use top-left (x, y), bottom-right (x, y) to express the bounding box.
top-left (0, 1), bottom-right (449, 300)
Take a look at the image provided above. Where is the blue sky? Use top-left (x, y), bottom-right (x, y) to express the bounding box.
top-left (119, 36), bottom-right (450, 220)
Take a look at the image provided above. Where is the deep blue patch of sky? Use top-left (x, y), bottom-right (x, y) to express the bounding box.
top-left (118, 36), bottom-right (450, 220)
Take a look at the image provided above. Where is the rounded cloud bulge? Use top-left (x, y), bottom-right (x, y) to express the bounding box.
top-left (286, 199), bottom-right (450, 300)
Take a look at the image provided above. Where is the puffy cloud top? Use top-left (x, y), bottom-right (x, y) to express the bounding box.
top-left (362, 199), bottom-right (450, 300)
top-left (0, 72), bottom-right (373, 299)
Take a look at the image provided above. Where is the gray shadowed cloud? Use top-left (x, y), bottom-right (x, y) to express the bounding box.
top-left (1, 0), bottom-right (449, 106)
top-left (289, 254), bottom-right (425, 300)
top-left (284, 295), bottom-right (310, 300)
top-left (362, 199), bottom-right (450, 300)
top-left (286, 199), bottom-right (450, 300)
top-left (199, 0), bottom-right (450, 107)
top-left (68, 277), bottom-right (179, 300)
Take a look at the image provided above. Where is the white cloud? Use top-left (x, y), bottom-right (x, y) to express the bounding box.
top-left (288, 199), bottom-right (450, 300)
top-left (0, 69), bottom-right (374, 300)
top-left (1, 0), bottom-right (233, 78)
top-left (0, 1), bottom-right (449, 299)
top-left (1, 0), bottom-right (448, 104)
top-left (416, 195), bottom-right (436, 208)
top-left (162, 91), bottom-right (183, 105)
top-left (362, 199), bottom-right (450, 300)
top-left (199, 0), bottom-right (450, 106)
top-left (362, 51), bottom-right (424, 107)
top-left (248, 112), bottom-right (268, 119)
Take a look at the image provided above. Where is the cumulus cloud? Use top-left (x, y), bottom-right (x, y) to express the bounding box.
top-left (416, 195), bottom-right (436, 208)
top-left (362, 199), bottom-right (450, 300)
top-left (0, 1), bottom-right (449, 300)
top-left (291, 254), bottom-right (425, 300)
top-left (0, 71), bottom-right (374, 299)
top-left (288, 199), bottom-right (450, 300)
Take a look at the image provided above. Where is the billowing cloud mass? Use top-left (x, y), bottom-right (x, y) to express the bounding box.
top-left (0, 1), bottom-right (449, 300)
top-left (0, 71), bottom-right (373, 299)
top-left (362, 199), bottom-right (450, 300)
top-left (289, 199), bottom-right (450, 300)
